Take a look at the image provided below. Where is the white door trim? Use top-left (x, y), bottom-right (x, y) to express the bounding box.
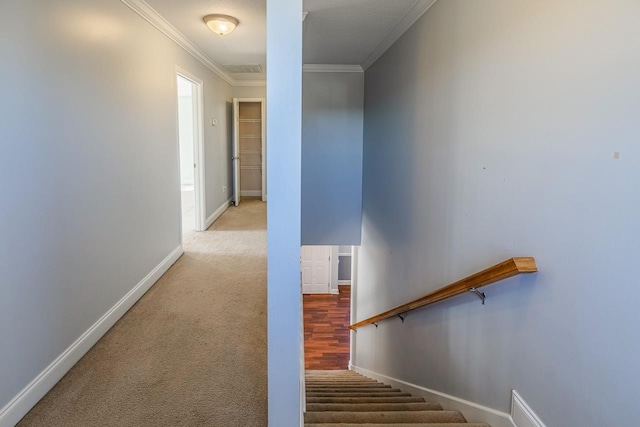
top-left (235, 98), bottom-right (266, 202)
top-left (232, 98), bottom-right (241, 206)
top-left (176, 66), bottom-right (206, 233)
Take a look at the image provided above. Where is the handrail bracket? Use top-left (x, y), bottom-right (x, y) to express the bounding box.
top-left (398, 314), bottom-right (406, 323)
top-left (469, 287), bottom-right (486, 305)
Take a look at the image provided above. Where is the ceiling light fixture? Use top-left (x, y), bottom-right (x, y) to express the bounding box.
top-left (203, 14), bottom-right (239, 36)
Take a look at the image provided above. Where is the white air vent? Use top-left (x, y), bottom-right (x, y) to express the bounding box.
top-left (224, 64), bottom-right (264, 74)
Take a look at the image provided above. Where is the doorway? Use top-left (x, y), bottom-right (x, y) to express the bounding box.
top-left (232, 98), bottom-right (266, 205)
top-left (176, 70), bottom-right (205, 238)
top-left (301, 245), bottom-right (353, 370)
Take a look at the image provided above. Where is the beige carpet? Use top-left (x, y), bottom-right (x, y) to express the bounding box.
top-left (18, 200), bottom-right (267, 427)
top-left (181, 187), bottom-right (196, 239)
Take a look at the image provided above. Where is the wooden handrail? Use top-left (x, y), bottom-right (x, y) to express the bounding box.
top-left (349, 257), bottom-right (537, 330)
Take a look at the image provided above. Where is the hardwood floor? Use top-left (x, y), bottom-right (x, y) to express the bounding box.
top-left (303, 285), bottom-right (351, 370)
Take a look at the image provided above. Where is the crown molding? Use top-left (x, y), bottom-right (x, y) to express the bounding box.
top-left (121, 0), bottom-right (235, 85)
top-left (361, 0), bottom-right (438, 70)
top-left (303, 64), bottom-right (363, 73)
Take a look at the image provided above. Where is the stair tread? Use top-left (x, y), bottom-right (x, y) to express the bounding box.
top-left (304, 410), bottom-right (467, 424)
top-left (307, 388), bottom-right (400, 392)
top-left (307, 393), bottom-right (413, 398)
top-left (307, 397), bottom-right (425, 404)
top-left (308, 386), bottom-right (390, 389)
top-left (307, 402), bottom-right (442, 412)
top-left (304, 424), bottom-right (491, 427)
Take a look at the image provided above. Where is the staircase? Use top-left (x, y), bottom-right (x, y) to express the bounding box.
top-left (305, 370), bottom-right (490, 427)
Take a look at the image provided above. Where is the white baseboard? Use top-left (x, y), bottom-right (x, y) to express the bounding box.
top-left (511, 391), bottom-right (546, 427)
top-left (205, 197), bottom-right (233, 229)
top-left (349, 365), bottom-right (516, 427)
top-left (0, 245), bottom-right (183, 427)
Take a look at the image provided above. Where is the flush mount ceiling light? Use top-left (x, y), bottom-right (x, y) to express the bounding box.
top-left (203, 14), bottom-right (239, 36)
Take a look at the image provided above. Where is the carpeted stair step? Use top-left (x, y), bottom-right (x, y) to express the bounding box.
top-left (306, 381), bottom-right (383, 387)
top-left (306, 402), bottom-right (442, 412)
top-left (305, 370), bottom-right (490, 426)
top-left (307, 396), bottom-right (425, 404)
top-left (304, 424), bottom-right (491, 427)
top-left (306, 387), bottom-right (399, 393)
top-left (306, 380), bottom-right (380, 384)
top-left (307, 383), bottom-right (390, 389)
top-left (307, 392), bottom-right (413, 398)
top-left (304, 410), bottom-right (467, 424)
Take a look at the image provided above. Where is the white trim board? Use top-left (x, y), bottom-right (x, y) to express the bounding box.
top-left (303, 64), bottom-right (363, 73)
top-left (240, 190), bottom-right (263, 197)
top-left (120, 0), bottom-right (265, 87)
top-left (512, 391), bottom-right (546, 427)
top-left (349, 365), bottom-right (516, 427)
top-left (205, 197), bottom-right (233, 230)
top-left (361, 0), bottom-right (439, 70)
top-left (0, 245), bottom-right (183, 427)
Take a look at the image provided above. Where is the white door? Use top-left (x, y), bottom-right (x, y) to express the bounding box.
top-left (232, 98), bottom-right (241, 206)
top-left (301, 246), bottom-right (331, 294)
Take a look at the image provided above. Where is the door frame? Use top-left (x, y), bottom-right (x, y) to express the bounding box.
top-left (233, 98), bottom-right (266, 203)
top-left (176, 67), bottom-right (206, 233)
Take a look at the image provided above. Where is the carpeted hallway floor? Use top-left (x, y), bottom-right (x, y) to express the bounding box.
top-left (18, 200), bottom-right (267, 427)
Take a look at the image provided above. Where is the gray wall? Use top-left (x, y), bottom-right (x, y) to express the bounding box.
top-left (302, 72), bottom-right (364, 245)
top-left (266, 0), bottom-right (303, 424)
top-left (354, 1), bottom-right (640, 426)
top-left (0, 0), bottom-right (232, 415)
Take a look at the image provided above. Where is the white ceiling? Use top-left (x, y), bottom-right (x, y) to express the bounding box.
top-left (144, 0), bottom-right (266, 81)
top-left (142, 0), bottom-right (431, 83)
top-left (302, 0), bottom-right (418, 65)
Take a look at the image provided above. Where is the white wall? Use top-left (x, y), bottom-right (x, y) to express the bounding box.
top-left (301, 72), bottom-right (364, 245)
top-left (266, 0), bottom-right (303, 424)
top-left (0, 0), bottom-right (232, 421)
top-left (354, 1), bottom-right (640, 426)
top-left (232, 85), bottom-right (266, 99)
